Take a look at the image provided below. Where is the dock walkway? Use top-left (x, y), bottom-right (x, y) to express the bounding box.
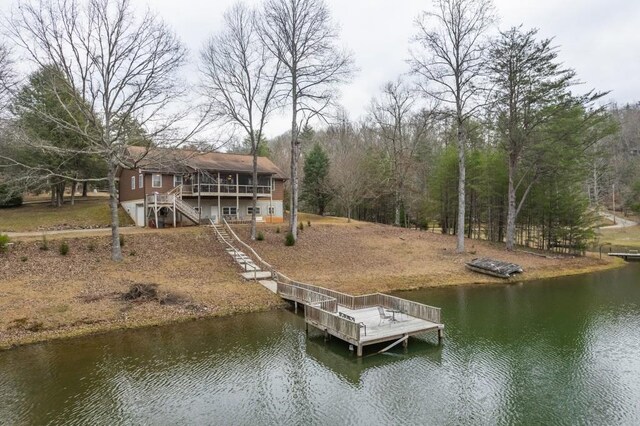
top-left (212, 218), bottom-right (445, 357)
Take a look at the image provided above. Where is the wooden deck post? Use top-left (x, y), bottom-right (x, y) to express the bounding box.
top-left (403, 333), bottom-right (409, 348)
top-left (294, 301), bottom-right (298, 314)
top-left (357, 344), bottom-right (363, 357)
top-left (438, 328), bottom-right (443, 344)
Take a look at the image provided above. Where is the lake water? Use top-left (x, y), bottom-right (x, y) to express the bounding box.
top-left (1, 264), bottom-right (639, 425)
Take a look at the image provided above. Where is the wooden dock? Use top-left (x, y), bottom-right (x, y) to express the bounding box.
top-left (276, 280), bottom-right (444, 357)
top-left (608, 251), bottom-right (640, 261)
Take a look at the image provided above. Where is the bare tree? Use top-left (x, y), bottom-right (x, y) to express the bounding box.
top-left (261, 0), bottom-right (353, 241)
top-left (370, 79), bottom-right (426, 226)
top-left (5, 0), bottom-right (195, 261)
top-left (201, 2), bottom-right (281, 240)
top-left (410, 0), bottom-right (496, 252)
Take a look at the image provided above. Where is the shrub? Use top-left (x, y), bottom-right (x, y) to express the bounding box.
top-left (307, 220), bottom-right (311, 227)
top-left (40, 234), bottom-right (49, 251)
top-left (87, 242), bottom-right (96, 252)
top-left (298, 222), bottom-right (304, 231)
top-left (20, 256), bottom-right (28, 262)
top-left (0, 234), bottom-right (10, 253)
top-left (285, 232), bottom-right (295, 246)
top-left (59, 241), bottom-right (69, 256)
top-left (256, 231), bottom-right (265, 241)
top-left (129, 250), bottom-right (136, 256)
top-left (275, 227), bottom-right (281, 234)
top-left (0, 184), bottom-right (23, 208)
top-left (119, 234), bottom-right (125, 248)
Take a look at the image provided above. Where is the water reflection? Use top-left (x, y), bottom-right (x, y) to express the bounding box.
top-left (0, 264), bottom-right (639, 425)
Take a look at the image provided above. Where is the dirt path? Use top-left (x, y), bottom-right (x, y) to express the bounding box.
top-left (599, 212), bottom-right (638, 229)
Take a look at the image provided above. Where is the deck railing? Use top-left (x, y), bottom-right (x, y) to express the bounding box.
top-left (305, 305), bottom-right (360, 343)
top-left (377, 294), bottom-right (441, 324)
top-left (276, 282), bottom-right (337, 313)
top-left (146, 193), bottom-right (174, 205)
top-left (187, 183), bottom-right (271, 195)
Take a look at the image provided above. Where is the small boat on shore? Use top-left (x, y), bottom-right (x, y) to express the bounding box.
top-left (465, 258), bottom-right (524, 279)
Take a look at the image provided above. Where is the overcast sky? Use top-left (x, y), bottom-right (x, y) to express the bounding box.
top-left (4, 0), bottom-right (640, 138)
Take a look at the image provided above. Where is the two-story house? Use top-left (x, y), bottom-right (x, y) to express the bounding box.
top-left (117, 146), bottom-right (287, 227)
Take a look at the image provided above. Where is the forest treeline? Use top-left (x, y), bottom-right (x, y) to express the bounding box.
top-left (0, 0), bottom-right (638, 260)
top-left (264, 101), bottom-right (639, 253)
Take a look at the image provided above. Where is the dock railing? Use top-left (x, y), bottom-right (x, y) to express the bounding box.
top-left (279, 280), bottom-right (441, 324)
top-left (276, 282), bottom-right (337, 313)
top-left (305, 305), bottom-right (360, 344)
top-left (219, 220), bottom-right (442, 325)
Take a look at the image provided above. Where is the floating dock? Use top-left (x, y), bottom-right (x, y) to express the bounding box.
top-left (465, 258), bottom-right (523, 278)
top-left (276, 280), bottom-right (444, 357)
top-left (608, 252), bottom-right (640, 262)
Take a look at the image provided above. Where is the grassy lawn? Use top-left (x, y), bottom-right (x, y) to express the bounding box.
top-left (597, 225), bottom-right (640, 249)
top-left (0, 196), bottom-right (133, 232)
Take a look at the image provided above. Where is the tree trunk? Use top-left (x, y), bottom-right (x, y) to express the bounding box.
top-left (56, 181), bottom-right (65, 207)
top-left (108, 163), bottom-right (123, 262)
top-left (50, 184), bottom-right (56, 206)
top-left (505, 153), bottom-right (517, 251)
top-left (394, 189), bottom-right (401, 226)
top-left (289, 73), bottom-right (299, 241)
top-left (70, 181), bottom-right (77, 205)
top-left (456, 121), bottom-right (466, 253)
top-left (250, 144), bottom-right (258, 240)
top-left (82, 181), bottom-right (88, 197)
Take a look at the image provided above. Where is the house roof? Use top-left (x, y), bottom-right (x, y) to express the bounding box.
top-left (125, 146), bottom-right (287, 179)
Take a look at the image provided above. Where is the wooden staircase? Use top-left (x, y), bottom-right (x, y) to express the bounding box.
top-left (167, 185), bottom-right (199, 224)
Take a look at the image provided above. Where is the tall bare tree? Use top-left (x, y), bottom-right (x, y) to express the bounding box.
top-left (261, 0), bottom-right (353, 241)
top-left (410, 0), bottom-right (495, 252)
top-left (370, 79), bottom-right (426, 226)
top-left (201, 2), bottom-right (281, 240)
top-left (5, 0), bottom-right (193, 261)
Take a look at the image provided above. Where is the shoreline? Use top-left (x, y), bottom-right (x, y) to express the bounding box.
top-left (0, 255), bottom-right (625, 352)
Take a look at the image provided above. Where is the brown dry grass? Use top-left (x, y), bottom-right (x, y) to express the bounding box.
top-left (241, 221), bottom-right (619, 295)
top-left (0, 227), bottom-right (282, 349)
top-left (0, 196), bottom-right (133, 232)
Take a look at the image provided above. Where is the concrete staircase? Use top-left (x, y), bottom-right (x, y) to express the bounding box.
top-left (211, 222), bottom-right (277, 293)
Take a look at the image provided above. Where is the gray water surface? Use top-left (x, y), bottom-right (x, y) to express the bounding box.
top-left (1, 264), bottom-right (639, 425)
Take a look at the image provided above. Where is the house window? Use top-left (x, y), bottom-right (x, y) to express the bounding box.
top-left (174, 175), bottom-right (183, 187)
top-left (152, 173), bottom-right (162, 188)
top-left (247, 206), bottom-right (261, 215)
top-left (268, 206), bottom-right (275, 215)
top-left (139, 174), bottom-right (144, 188)
top-left (222, 207), bottom-right (237, 216)
top-left (131, 176), bottom-right (136, 190)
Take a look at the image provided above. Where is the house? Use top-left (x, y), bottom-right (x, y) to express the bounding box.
top-left (117, 146), bottom-right (287, 227)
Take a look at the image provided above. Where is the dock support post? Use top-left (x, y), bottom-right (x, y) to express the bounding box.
top-left (324, 329), bottom-right (329, 342)
top-left (357, 344), bottom-right (363, 357)
top-left (305, 322), bottom-right (308, 335)
top-left (294, 301), bottom-right (298, 314)
top-left (403, 334), bottom-right (409, 348)
top-left (438, 328), bottom-right (443, 344)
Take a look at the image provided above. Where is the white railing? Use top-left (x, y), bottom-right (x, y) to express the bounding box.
top-left (189, 183), bottom-right (271, 195)
top-left (175, 198), bottom-right (199, 223)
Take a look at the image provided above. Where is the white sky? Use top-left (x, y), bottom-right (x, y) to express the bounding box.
top-left (4, 0), bottom-right (640, 138)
